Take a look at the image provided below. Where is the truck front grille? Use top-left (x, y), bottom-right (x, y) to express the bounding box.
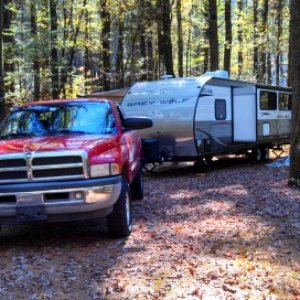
top-left (0, 159), bottom-right (26, 168)
top-left (0, 151), bottom-right (88, 183)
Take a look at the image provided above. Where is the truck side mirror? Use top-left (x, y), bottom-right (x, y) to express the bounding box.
top-left (123, 117), bottom-right (153, 130)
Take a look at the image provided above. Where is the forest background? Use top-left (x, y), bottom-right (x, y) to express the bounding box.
top-left (0, 0), bottom-right (290, 118)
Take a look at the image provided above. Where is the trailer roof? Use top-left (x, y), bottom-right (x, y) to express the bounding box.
top-left (127, 76), bottom-right (290, 92)
top-left (206, 77), bottom-right (291, 92)
top-left (207, 77), bottom-right (255, 87)
top-left (126, 76), bottom-right (211, 98)
top-left (256, 83), bottom-right (291, 92)
top-left (122, 76), bottom-right (292, 102)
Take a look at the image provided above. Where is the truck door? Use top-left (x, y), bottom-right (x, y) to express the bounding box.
top-left (233, 86), bottom-right (257, 142)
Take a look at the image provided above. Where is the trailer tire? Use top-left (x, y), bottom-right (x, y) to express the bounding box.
top-left (204, 155), bottom-right (213, 165)
top-left (255, 147), bottom-right (262, 161)
top-left (194, 159), bottom-right (209, 172)
top-left (107, 180), bottom-right (132, 238)
top-left (261, 146), bottom-right (270, 161)
top-left (130, 166), bottom-right (144, 200)
top-left (253, 146), bottom-right (269, 162)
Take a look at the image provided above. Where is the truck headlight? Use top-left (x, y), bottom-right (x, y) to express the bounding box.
top-left (90, 163), bottom-right (120, 177)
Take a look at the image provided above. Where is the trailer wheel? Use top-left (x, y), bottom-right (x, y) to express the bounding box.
top-left (255, 147), bottom-right (262, 161)
top-left (204, 155), bottom-right (213, 165)
top-left (253, 146), bottom-right (269, 162)
top-left (194, 158), bottom-right (208, 172)
top-left (130, 166), bottom-right (144, 200)
top-left (107, 180), bottom-right (132, 238)
top-left (261, 146), bottom-right (270, 161)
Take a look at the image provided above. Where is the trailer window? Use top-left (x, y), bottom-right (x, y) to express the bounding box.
top-left (260, 91), bottom-right (277, 110)
top-left (215, 99), bottom-right (226, 120)
top-left (279, 93), bottom-right (292, 110)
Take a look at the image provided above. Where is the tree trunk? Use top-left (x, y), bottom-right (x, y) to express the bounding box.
top-left (3, 0), bottom-right (14, 95)
top-left (253, 0), bottom-right (258, 79)
top-left (237, 0), bottom-right (243, 78)
top-left (137, 0), bottom-right (154, 80)
top-left (288, 44), bottom-right (291, 87)
top-left (147, 30), bottom-right (154, 80)
top-left (157, 0), bottom-right (174, 76)
top-left (177, 0), bottom-right (183, 77)
top-left (289, 0), bottom-right (300, 187)
top-left (59, 0), bottom-right (86, 97)
top-left (0, 0), bottom-right (3, 85)
top-left (267, 52), bottom-right (272, 84)
top-left (162, 0), bottom-right (174, 76)
top-left (139, 21), bottom-right (147, 81)
top-left (116, 17), bottom-right (124, 88)
top-left (31, 2), bottom-right (40, 101)
top-left (276, 0), bottom-right (283, 86)
top-left (144, 0), bottom-right (155, 80)
top-left (186, 2), bottom-right (195, 76)
top-left (203, 48), bottom-right (209, 73)
top-left (258, 0), bottom-right (269, 83)
top-left (0, 0), bottom-right (7, 119)
top-left (84, 8), bottom-right (89, 94)
top-left (186, 25), bottom-right (192, 76)
top-left (49, 0), bottom-right (59, 99)
top-left (208, 0), bottom-right (218, 71)
top-left (203, 1), bottom-right (210, 73)
top-left (101, 0), bottom-right (111, 91)
top-left (223, 0), bottom-right (231, 75)
top-left (157, 0), bottom-right (163, 76)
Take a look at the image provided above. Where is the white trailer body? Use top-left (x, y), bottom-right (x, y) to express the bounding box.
top-left (121, 76), bottom-right (291, 162)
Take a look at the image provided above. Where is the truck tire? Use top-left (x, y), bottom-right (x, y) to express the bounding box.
top-left (130, 166), bottom-right (144, 200)
top-left (107, 180), bottom-right (132, 238)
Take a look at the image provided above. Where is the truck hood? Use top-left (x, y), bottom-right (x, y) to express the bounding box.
top-left (0, 135), bottom-right (118, 155)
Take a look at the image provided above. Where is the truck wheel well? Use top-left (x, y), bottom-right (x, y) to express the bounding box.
top-left (122, 164), bottom-right (130, 182)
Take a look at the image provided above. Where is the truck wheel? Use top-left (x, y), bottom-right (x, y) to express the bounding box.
top-left (130, 166), bottom-right (144, 200)
top-left (107, 180), bottom-right (132, 238)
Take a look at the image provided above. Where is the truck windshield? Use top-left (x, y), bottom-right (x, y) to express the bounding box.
top-left (0, 102), bottom-right (117, 139)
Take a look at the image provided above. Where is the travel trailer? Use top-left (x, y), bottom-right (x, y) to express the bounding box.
top-left (121, 74), bottom-right (292, 164)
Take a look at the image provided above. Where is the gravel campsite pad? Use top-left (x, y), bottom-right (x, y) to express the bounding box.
top-left (1, 155), bottom-right (300, 300)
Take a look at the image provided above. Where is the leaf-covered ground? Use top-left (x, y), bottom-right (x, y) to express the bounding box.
top-left (1, 155), bottom-right (300, 300)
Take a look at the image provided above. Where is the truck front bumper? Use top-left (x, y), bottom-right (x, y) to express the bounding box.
top-left (0, 176), bottom-right (122, 224)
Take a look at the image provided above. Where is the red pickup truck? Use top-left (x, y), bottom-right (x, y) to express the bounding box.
top-left (0, 99), bottom-right (152, 237)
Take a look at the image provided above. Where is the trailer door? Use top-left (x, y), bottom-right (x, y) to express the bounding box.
top-left (233, 86), bottom-right (257, 142)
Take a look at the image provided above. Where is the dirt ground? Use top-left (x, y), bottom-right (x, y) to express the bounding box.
top-left (1, 153), bottom-right (300, 300)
